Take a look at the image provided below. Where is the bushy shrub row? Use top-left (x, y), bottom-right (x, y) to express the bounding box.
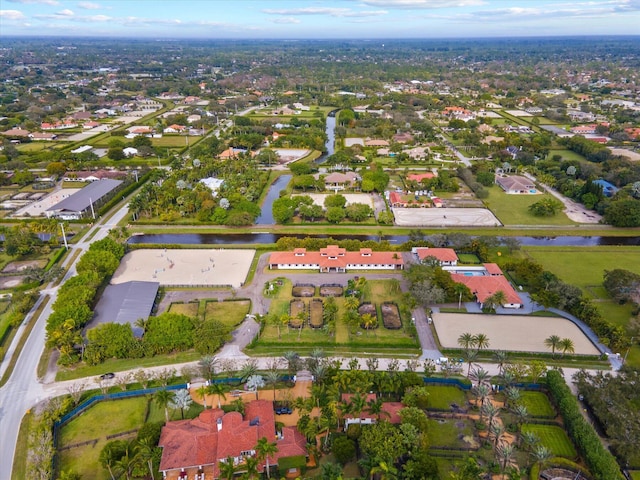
top-left (546, 370), bottom-right (623, 480)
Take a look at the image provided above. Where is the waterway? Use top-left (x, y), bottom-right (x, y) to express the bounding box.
top-left (254, 174), bottom-right (292, 225)
top-left (128, 233), bottom-right (640, 247)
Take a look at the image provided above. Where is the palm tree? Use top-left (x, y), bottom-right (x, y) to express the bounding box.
top-left (321, 462), bottom-right (343, 480)
top-left (196, 385), bottom-right (209, 409)
top-left (457, 332), bottom-right (476, 352)
top-left (154, 389), bottom-right (173, 423)
top-left (218, 456), bottom-right (237, 480)
top-left (544, 335), bottom-right (561, 358)
top-left (470, 366), bottom-right (491, 386)
top-left (198, 355), bottom-right (218, 380)
top-left (255, 437), bottom-right (278, 479)
top-left (369, 460), bottom-right (398, 480)
top-left (134, 317), bottom-right (150, 335)
top-left (465, 349), bottom-right (479, 376)
top-left (489, 421), bottom-right (506, 449)
top-left (265, 370), bottom-right (280, 402)
top-left (473, 384), bottom-right (491, 417)
top-left (496, 441), bottom-right (515, 479)
top-left (487, 290), bottom-right (507, 311)
top-left (512, 404), bottom-right (529, 429)
top-left (559, 337), bottom-right (575, 357)
top-left (531, 445), bottom-right (552, 471)
top-left (481, 401), bottom-right (501, 427)
top-left (99, 441), bottom-right (122, 480)
top-left (169, 388), bottom-right (193, 420)
top-left (243, 455), bottom-right (260, 480)
top-left (344, 295), bottom-right (360, 312)
top-left (114, 440), bottom-right (139, 480)
top-left (136, 437), bottom-right (156, 480)
top-left (361, 312), bottom-right (377, 333)
top-left (207, 382), bottom-right (227, 409)
top-left (282, 351), bottom-right (300, 377)
top-left (240, 359), bottom-right (258, 382)
top-left (504, 387), bottom-right (521, 410)
top-left (454, 283), bottom-right (467, 310)
top-left (493, 351), bottom-right (508, 375)
top-left (473, 333), bottom-right (490, 351)
top-left (520, 430), bottom-right (539, 453)
top-left (366, 397), bottom-right (388, 421)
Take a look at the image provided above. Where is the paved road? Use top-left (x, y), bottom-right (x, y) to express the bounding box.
top-left (0, 203), bottom-right (131, 480)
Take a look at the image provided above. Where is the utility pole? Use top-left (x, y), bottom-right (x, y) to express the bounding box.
top-left (59, 222), bottom-right (68, 250)
top-left (89, 197), bottom-right (96, 220)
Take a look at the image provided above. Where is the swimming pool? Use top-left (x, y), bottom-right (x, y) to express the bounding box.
top-left (463, 271), bottom-right (485, 276)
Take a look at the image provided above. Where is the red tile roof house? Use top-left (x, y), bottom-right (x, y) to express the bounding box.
top-left (341, 393), bottom-right (403, 431)
top-left (269, 246), bottom-right (403, 273)
top-left (445, 263), bottom-right (522, 309)
top-left (159, 400), bottom-right (307, 480)
top-left (412, 247), bottom-right (458, 266)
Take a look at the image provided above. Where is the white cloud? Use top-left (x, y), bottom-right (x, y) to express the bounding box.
top-left (5, 0), bottom-right (58, 5)
top-left (272, 17), bottom-right (301, 24)
top-left (77, 2), bottom-right (101, 9)
top-left (0, 9), bottom-right (26, 20)
top-left (263, 7), bottom-right (387, 17)
top-left (85, 14), bottom-right (110, 22)
top-left (357, 0), bottom-right (485, 8)
top-left (56, 8), bottom-right (74, 16)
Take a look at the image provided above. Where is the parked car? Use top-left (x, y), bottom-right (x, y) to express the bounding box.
top-left (99, 372), bottom-right (115, 380)
top-left (275, 406), bottom-right (292, 415)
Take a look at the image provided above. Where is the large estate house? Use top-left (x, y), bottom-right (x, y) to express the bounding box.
top-left (444, 263), bottom-right (523, 309)
top-left (495, 175), bottom-right (537, 194)
top-left (159, 400), bottom-right (307, 480)
top-left (268, 245), bottom-right (403, 273)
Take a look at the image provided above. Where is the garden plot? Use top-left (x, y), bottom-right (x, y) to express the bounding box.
top-left (310, 299), bottom-right (324, 328)
top-left (381, 303), bottom-right (402, 329)
top-left (292, 284), bottom-right (315, 297)
top-left (289, 299), bottom-right (306, 327)
top-left (320, 284), bottom-right (343, 297)
top-left (432, 313), bottom-right (599, 355)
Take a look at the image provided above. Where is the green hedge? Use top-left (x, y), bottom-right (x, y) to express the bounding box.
top-left (546, 370), bottom-right (623, 480)
top-left (45, 247), bottom-right (67, 270)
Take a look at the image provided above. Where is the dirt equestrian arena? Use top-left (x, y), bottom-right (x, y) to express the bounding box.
top-left (432, 312), bottom-right (599, 355)
top-left (111, 249), bottom-right (255, 288)
top-left (392, 207), bottom-right (501, 227)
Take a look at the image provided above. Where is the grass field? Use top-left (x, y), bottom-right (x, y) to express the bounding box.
top-left (151, 135), bottom-right (194, 147)
top-left (168, 302), bottom-right (199, 317)
top-left (521, 424), bottom-right (577, 459)
top-left (427, 418), bottom-right (474, 448)
top-left (629, 471), bottom-right (640, 480)
top-left (483, 186), bottom-right (575, 226)
top-left (548, 149), bottom-right (588, 162)
top-left (205, 299), bottom-right (251, 330)
top-left (518, 391), bottom-right (556, 418)
top-left (424, 385), bottom-right (468, 410)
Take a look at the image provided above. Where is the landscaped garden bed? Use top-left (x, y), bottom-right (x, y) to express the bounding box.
top-left (320, 284), bottom-right (343, 297)
top-left (381, 302), bottom-right (401, 329)
top-left (310, 299), bottom-right (323, 328)
top-left (289, 299), bottom-right (306, 327)
top-left (292, 284), bottom-right (315, 297)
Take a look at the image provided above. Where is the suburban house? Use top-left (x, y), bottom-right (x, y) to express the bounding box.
top-left (495, 175), bottom-right (537, 194)
top-left (127, 126), bottom-right (153, 135)
top-left (388, 191), bottom-right (409, 208)
top-left (29, 132), bottom-right (57, 141)
top-left (570, 124), bottom-right (597, 135)
top-left (164, 124), bottom-right (187, 134)
top-left (2, 128), bottom-right (31, 137)
top-left (412, 247), bottom-right (458, 266)
top-left (364, 139), bottom-right (390, 147)
top-left (392, 132), bottom-right (414, 143)
top-left (444, 264), bottom-right (522, 309)
top-left (159, 400), bottom-right (307, 480)
top-left (268, 246), bottom-right (403, 273)
top-left (341, 393), bottom-right (403, 431)
top-left (322, 172), bottom-right (359, 191)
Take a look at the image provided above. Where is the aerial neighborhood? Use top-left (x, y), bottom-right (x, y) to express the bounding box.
top-left (0, 30), bottom-right (639, 480)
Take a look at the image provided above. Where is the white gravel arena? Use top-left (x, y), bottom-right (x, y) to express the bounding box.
top-left (111, 249), bottom-right (255, 288)
top-left (392, 207), bottom-right (501, 227)
top-left (432, 312), bottom-right (599, 355)
top-left (296, 193), bottom-right (375, 208)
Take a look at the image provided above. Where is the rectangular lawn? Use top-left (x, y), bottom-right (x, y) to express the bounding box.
top-left (205, 299), bottom-right (251, 330)
top-left (424, 385), bottom-right (468, 410)
top-left (168, 302), bottom-right (199, 317)
top-left (483, 186), bottom-right (575, 226)
top-left (519, 391), bottom-right (556, 418)
top-left (427, 418), bottom-right (474, 448)
top-left (521, 424), bottom-right (577, 459)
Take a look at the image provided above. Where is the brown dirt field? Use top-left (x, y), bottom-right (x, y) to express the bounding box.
top-left (292, 286), bottom-right (315, 297)
top-left (290, 300), bottom-right (306, 327)
top-left (310, 300), bottom-right (323, 328)
top-left (0, 276), bottom-right (26, 288)
top-left (320, 285), bottom-right (343, 297)
top-left (381, 303), bottom-right (401, 329)
top-left (433, 312), bottom-right (599, 355)
top-left (2, 260), bottom-right (44, 273)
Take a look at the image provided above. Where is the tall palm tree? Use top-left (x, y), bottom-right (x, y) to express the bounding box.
top-left (473, 384), bottom-right (491, 419)
top-left (99, 441), bottom-right (122, 480)
top-left (465, 349), bottom-right (479, 376)
top-left (344, 295), bottom-right (360, 312)
top-left (366, 397), bottom-right (387, 421)
top-left (196, 385), bottom-right (209, 409)
top-left (282, 351), bottom-right (300, 377)
top-left (218, 457), bottom-right (237, 480)
top-left (559, 338), bottom-right (575, 357)
top-left (531, 445), bottom-right (552, 471)
top-left (243, 455), bottom-right (259, 480)
top-left (198, 355), bottom-right (218, 380)
top-left (114, 440), bottom-right (139, 480)
top-left (493, 351), bottom-right (508, 375)
top-left (457, 332), bottom-right (476, 352)
top-left (496, 441), bottom-right (515, 479)
top-left (520, 430), bottom-right (539, 453)
top-left (265, 370), bottom-right (280, 402)
top-left (361, 312), bottom-right (377, 333)
top-left (255, 437), bottom-right (278, 479)
top-left (207, 382), bottom-right (227, 409)
top-left (454, 283), bottom-right (467, 310)
top-left (240, 359), bottom-right (258, 383)
top-left (544, 335), bottom-right (561, 358)
top-left (473, 333), bottom-right (490, 351)
top-left (481, 401), bottom-right (501, 427)
top-left (369, 460), bottom-right (398, 480)
top-left (470, 366), bottom-right (491, 386)
top-left (512, 404), bottom-right (529, 429)
top-left (154, 389), bottom-right (173, 423)
top-left (489, 421), bottom-right (506, 449)
top-left (504, 387), bottom-right (521, 410)
top-left (136, 437), bottom-right (156, 480)
top-left (169, 389), bottom-right (193, 420)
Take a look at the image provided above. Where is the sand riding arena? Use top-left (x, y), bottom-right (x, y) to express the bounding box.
top-left (432, 312), bottom-right (599, 355)
top-left (111, 249), bottom-right (255, 288)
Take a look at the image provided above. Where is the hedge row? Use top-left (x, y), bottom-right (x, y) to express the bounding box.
top-left (546, 370), bottom-right (623, 480)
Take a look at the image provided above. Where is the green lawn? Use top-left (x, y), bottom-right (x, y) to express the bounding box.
top-left (424, 385), bottom-right (468, 410)
top-left (483, 186), bottom-right (576, 226)
top-left (205, 299), bottom-right (251, 330)
top-left (151, 135), bottom-right (196, 147)
top-left (521, 424), bottom-right (577, 459)
top-left (629, 471), bottom-right (640, 480)
top-left (519, 391), bottom-right (556, 418)
top-left (457, 254), bottom-right (480, 264)
top-left (523, 247), bottom-right (640, 291)
top-left (168, 302), bottom-right (199, 317)
top-left (427, 418), bottom-right (474, 448)
top-left (548, 149), bottom-right (587, 162)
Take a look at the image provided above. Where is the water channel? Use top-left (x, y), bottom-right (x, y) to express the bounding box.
top-left (128, 233), bottom-right (640, 247)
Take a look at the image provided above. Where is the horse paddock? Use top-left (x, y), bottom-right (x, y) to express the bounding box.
top-left (111, 249), bottom-right (255, 288)
top-left (432, 312), bottom-right (599, 355)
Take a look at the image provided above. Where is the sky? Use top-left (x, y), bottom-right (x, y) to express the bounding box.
top-left (1, 0), bottom-right (640, 39)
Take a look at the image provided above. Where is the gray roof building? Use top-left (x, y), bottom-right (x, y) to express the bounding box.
top-left (88, 281), bottom-right (159, 338)
top-left (46, 179), bottom-right (123, 219)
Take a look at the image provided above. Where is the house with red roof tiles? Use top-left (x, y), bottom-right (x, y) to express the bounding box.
top-left (444, 264), bottom-right (522, 309)
top-left (159, 400), bottom-right (307, 480)
top-left (341, 393), bottom-right (403, 430)
top-left (412, 247), bottom-right (458, 266)
top-left (268, 246), bottom-right (403, 273)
